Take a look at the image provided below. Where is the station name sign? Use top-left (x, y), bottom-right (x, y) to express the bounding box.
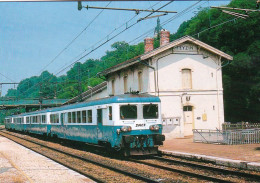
top-left (173, 44), bottom-right (197, 52)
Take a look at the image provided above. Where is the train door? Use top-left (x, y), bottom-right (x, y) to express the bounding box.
top-left (60, 113), bottom-right (65, 138)
top-left (97, 109), bottom-right (103, 140)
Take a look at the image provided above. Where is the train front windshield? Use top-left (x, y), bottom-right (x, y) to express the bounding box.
top-left (143, 104), bottom-right (158, 119)
top-left (120, 104), bottom-right (159, 120)
top-left (120, 105), bottom-right (137, 120)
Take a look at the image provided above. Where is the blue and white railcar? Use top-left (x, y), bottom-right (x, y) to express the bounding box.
top-left (4, 94), bottom-right (165, 156)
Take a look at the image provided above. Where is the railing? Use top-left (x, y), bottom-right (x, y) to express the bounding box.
top-left (222, 122), bottom-right (260, 130)
top-left (193, 129), bottom-right (260, 145)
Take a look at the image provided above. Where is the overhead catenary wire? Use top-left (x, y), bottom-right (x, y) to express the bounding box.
top-left (83, 5), bottom-right (177, 14)
top-left (14, 1), bottom-right (171, 98)
top-left (129, 0), bottom-right (203, 45)
top-left (14, 1), bottom-right (112, 98)
top-left (39, 1), bottom-right (112, 74)
top-left (0, 72), bottom-right (17, 83)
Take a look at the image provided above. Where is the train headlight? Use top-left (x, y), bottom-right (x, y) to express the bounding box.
top-left (150, 124), bottom-right (160, 131)
top-left (120, 126), bottom-right (132, 132)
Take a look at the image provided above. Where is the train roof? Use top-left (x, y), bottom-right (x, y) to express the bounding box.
top-left (7, 94), bottom-right (160, 118)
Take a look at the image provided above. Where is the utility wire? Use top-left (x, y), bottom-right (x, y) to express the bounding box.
top-left (39, 1), bottom-right (112, 73)
top-left (129, 1), bottom-right (202, 45)
top-left (14, 2), bottom-right (112, 98)
top-left (0, 72), bottom-right (16, 83)
top-left (18, 1), bottom-right (174, 99)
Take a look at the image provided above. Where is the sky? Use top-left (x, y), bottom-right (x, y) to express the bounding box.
top-left (0, 1), bottom-right (230, 95)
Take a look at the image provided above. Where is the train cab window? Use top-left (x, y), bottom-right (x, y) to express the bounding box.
top-left (72, 112), bottom-right (76, 123)
top-left (109, 106), bottom-right (112, 120)
top-left (87, 110), bottom-right (92, 123)
top-left (82, 111), bottom-right (87, 123)
top-left (77, 111), bottom-right (81, 123)
top-left (68, 112), bottom-right (72, 123)
top-left (120, 105), bottom-right (137, 120)
top-left (143, 104), bottom-right (158, 119)
top-left (97, 109), bottom-right (102, 123)
top-left (42, 115), bottom-right (46, 124)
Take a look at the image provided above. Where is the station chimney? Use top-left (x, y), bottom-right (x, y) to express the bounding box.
top-left (144, 37), bottom-right (154, 53)
top-left (160, 29), bottom-right (170, 46)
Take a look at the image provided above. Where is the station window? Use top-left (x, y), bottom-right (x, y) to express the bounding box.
top-left (143, 104), bottom-right (158, 119)
top-left (120, 105), bottom-right (137, 120)
top-left (82, 111), bottom-right (87, 123)
top-left (109, 106), bottom-right (112, 120)
top-left (68, 112), bottom-right (71, 123)
top-left (124, 75), bottom-right (128, 93)
top-left (72, 112), bottom-right (76, 123)
top-left (183, 106), bottom-right (192, 111)
top-left (138, 71), bottom-right (143, 92)
top-left (77, 111), bottom-right (81, 123)
top-left (111, 80), bottom-right (115, 95)
top-left (182, 69), bottom-right (192, 89)
top-left (87, 110), bottom-right (92, 123)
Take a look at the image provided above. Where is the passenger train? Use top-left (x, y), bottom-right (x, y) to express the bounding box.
top-left (4, 94), bottom-right (165, 156)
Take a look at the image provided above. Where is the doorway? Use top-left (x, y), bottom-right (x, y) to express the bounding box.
top-left (183, 105), bottom-right (194, 136)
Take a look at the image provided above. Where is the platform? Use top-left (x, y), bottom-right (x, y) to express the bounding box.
top-left (160, 136), bottom-right (260, 171)
top-left (0, 136), bottom-right (94, 183)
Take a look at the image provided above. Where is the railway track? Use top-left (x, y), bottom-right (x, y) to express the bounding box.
top-left (152, 155), bottom-right (260, 181)
top-left (0, 130), bottom-right (158, 183)
top-left (1, 130), bottom-right (259, 183)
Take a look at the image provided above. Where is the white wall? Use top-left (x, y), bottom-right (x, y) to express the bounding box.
top-left (105, 42), bottom-right (225, 138)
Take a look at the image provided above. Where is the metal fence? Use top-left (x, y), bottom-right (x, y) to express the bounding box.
top-left (193, 129), bottom-right (260, 145)
top-left (222, 122), bottom-right (260, 130)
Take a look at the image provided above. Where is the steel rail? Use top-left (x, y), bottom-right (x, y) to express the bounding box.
top-left (129, 158), bottom-right (233, 183)
top-left (0, 131), bottom-right (103, 183)
top-left (152, 155), bottom-right (260, 181)
top-left (0, 130), bottom-right (159, 183)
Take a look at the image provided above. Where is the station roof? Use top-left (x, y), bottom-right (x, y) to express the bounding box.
top-left (99, 35), bottom-right (233, 76)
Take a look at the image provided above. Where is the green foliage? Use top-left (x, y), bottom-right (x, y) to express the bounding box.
top-left (4, 41), bottom-right (144, 103)
top-left (172, 0), bottom-right (260, 122)
top-left (2, 0), bottom-right (259, 123)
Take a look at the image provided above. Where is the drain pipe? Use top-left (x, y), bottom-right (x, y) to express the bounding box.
top-left (139, 60), bottom-right (157, 96)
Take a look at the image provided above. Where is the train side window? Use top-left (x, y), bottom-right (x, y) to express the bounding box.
top-left (77, 111), bottom-right (81, 123)
top-left (97, 109), bottom-right (102, 123)
top-left (72, 112), bottom-right (76, 123)
top-left (26, 117), bottom-right (29, 124)
top-left (56, 114), bottom-right (59, 123)
top-left (33, 116), bottom-right (36, 123)
top-left (82, 111), bottom-right (87, 123)
top-left (37, 115), bottom-right (41, 124)
top-left (87, 110), bottom-right (92, 123)
top-left (42, 115), bottom-right (46, 124)
top-left (109, 106), bottom-right (112, 120)
top-left (68, 112), bottom-right (71, 123)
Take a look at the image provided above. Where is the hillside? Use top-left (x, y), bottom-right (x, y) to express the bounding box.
top-left (3, 0), bottom-right (260, 122)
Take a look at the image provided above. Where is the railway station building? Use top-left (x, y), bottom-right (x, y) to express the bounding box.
top-left (67, 30), bottom-right (233, 139)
